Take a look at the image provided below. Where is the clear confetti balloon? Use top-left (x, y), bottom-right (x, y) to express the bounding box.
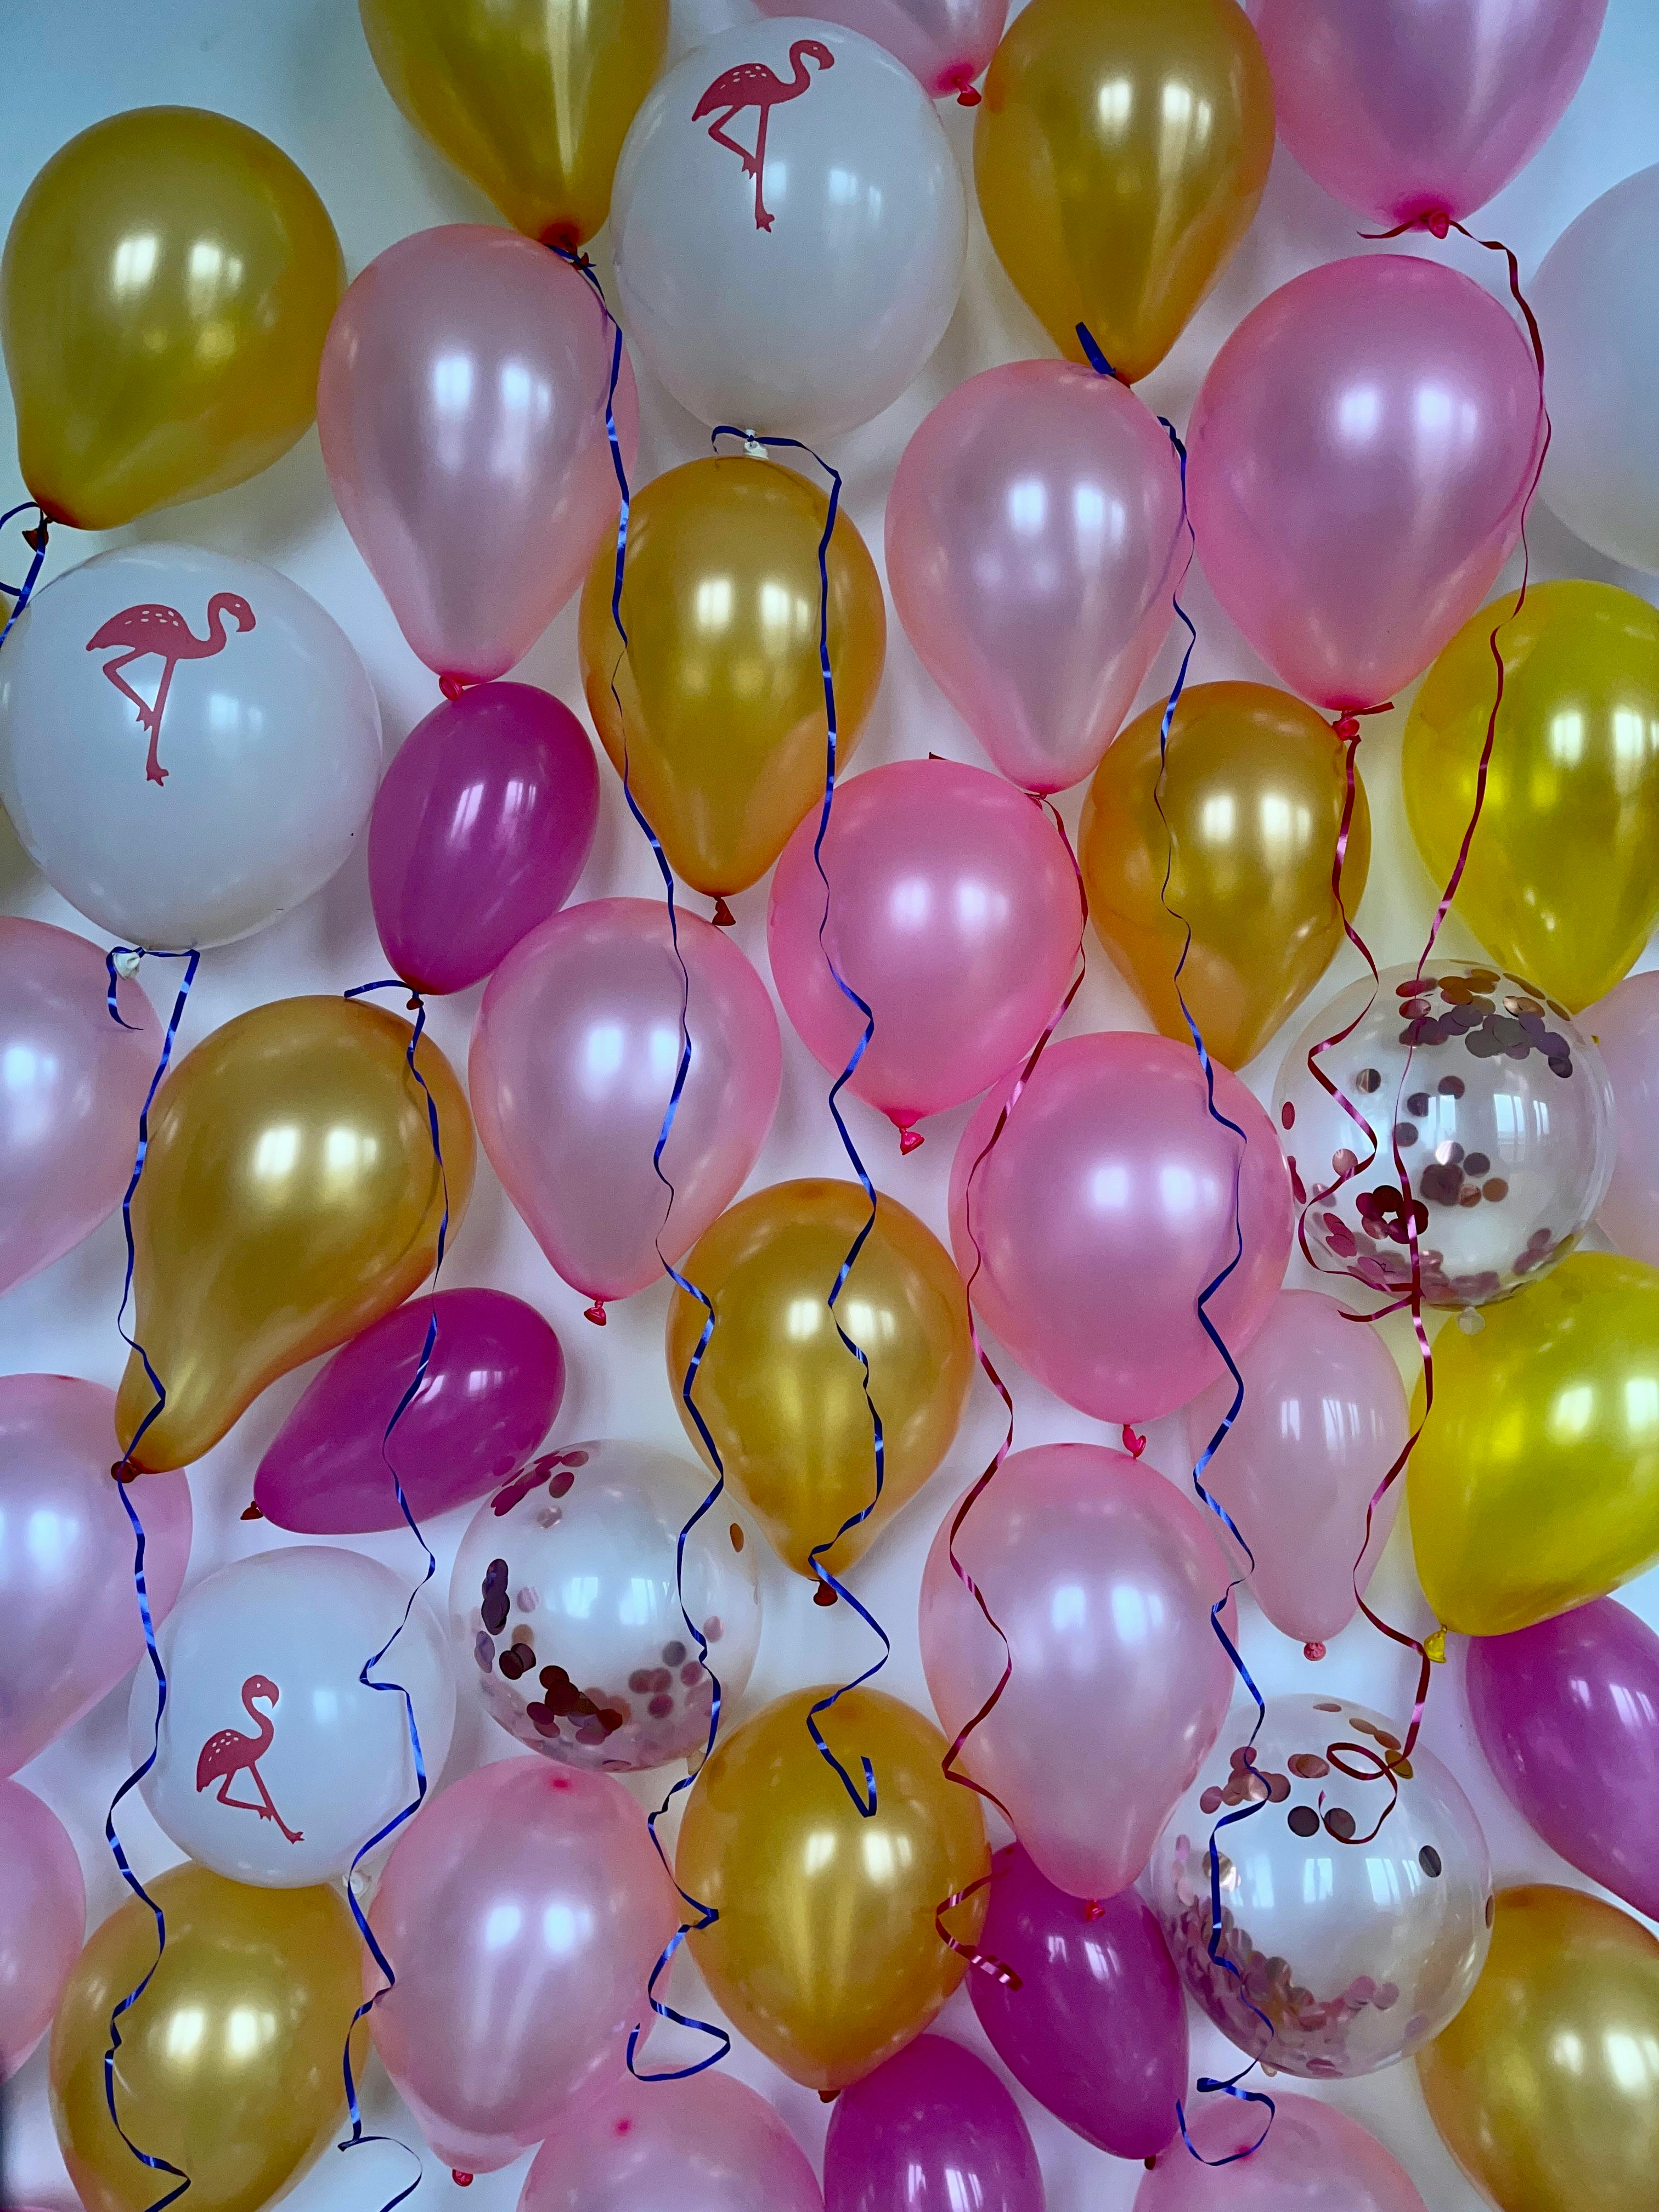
top-left (1275, 961), bottom-right (1614, 1307)
top-left (450, 1440), bottom-right (761, 1773)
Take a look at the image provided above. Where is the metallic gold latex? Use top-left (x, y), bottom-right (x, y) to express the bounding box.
top-left (114, 995), bottom-right (474, 1472)
top-left (2, 108), bottom-right (342, 530)
top-left (578, 456), bottom-right (886, 898)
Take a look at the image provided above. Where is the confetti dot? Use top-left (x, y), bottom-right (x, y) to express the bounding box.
top-left (1288, 1806), bottom-right (1320, 1837)
top-left (1281, 1102), bottom-right (1295, 1130)
top-left (1406, 1092), bottom-right (1430, 1117)
top-left (1464, 1152), bottom-right (1491, 1176)
top-left (1393, 1122), bottom-right (1418, 1149)
top-left (1437, 1076), bottom-right (1465, 1097)
top-left (648, 1693), bottom-right (674, 1719)
top-left (1486, 1895), bottom-right (1495, 1927)
top-left (1483, 1178), bottom-right (1509, 1201)
top-left (629, 1669), bottom-right (653, 1694)
top-left (1324, 1807), bottom-right (1356, 1841)
top-left (1288, 1753), bottom-right (1329, 1780)
top-left (1355, 1068), bottom-right (1382, 1094)
top-left (1419, 1846), bottom-right (1442, 1878)
top-left (1314, 1700), bottom-right (1343, 1713)
top-left (662, 1640), bottom-right (687, 1667)
top-left (1200, 1787), bottom-right (1223, 1816)
top-left (729, 1522), bottom-right (746, 1552)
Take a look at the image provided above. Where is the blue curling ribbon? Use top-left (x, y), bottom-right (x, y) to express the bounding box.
top-left (0, 499), bottom-right (49, 650)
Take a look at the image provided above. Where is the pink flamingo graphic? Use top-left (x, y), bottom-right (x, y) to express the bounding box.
top-left (194, 1672), bottom-right (303, 1843)
top-left (693, 38), bottom-right (836, 232)
top-left (85, 592), bottom-right (256, 786)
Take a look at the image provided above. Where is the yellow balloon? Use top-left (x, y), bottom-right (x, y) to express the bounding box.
top-left (1408, 1252), bottom-right (1659, 1635)
top-left (2, 108), bottom-right (343, 531)
top-left (578, 455), bottom-right (886, 901)
top-left (1418, 1884), bottom-right (1659, 2212)
top-left (115, 995), bottom-right (475, 1472)
top-left (359, 0), bottom-right (667, 248)
top-left (1080, 681), bottom-right (1372, 1071)
top-left (677, 1685), bottom-right (987, 2092)
top-left (974, 0), bottom-right (1274, 383)
top-left (51, 1863), bottom-right (362, 2212)
top-left (1403, 580), bottom-right (1659, 1012)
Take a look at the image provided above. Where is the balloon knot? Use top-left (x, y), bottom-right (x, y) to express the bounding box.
top-left (1302, 1640), bottom-right (1327, 1662)
top-left (899, 1125), bottom-right (924, 1155)
top-left (240, 1500), bottom-right (264, 1522)
top-left (711, 896), bottom-right (737, 928)
top-left (22, 515), bottom-right (50, 553)
top-left (583, 1299), bottom-right (608, 1327)
top-left (1121, 1423), bottom-right (1147, 1459)
top-left (451, 2172), bottom-right (473, 2188)
top-left (1332, 713), bottom-right (1361, 741)
top-left (438, 674), bottom-right (472, 701)
top-left (1424, 1628), bottom-right (1448, 1664)
top-left (1083, 1898), bottom-right (1107, 1921)
top-left (1145, 2158), bottom-right (1158, 2172)
top-left (951, 79), bottom-right (982, 106)
top-left (110, 1458), bottom-right (139, 1485)
top-left (818, 2089), bottom-right (840, 2104)
top-left (406, 992), bottom-right (422, 1012)
top-left (1423, 210), bottom-right (1452, 239)
top-left (812, 1580), bottom-right (839, 1608)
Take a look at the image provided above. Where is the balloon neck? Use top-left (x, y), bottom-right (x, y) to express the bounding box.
top-left (438, 673), bottom-right (474, 702)
top-left (1121, 1423), bottom-right (1147, 1459)
top-left (946, 70), bottom-right (981, 106)
top-left (1424, 1628), bottom-right (1448, 1664)
top-left (110, 1457), bottom-right (139, 1485)
top-left (240, 1500), bottom-right (264, 1522)
top-left (1332, 713), bottom-right (1361, 741)
top-left (1421, 209), bottom-right (1453, 240)
top-left (451, 2173), bottom-right (473, 2188)
top-left (1082, 1898), bottom-right (1106, 1921)
top-left (540, 222), bottom-right (584, 260)
top-left (898, 1124), bottom-right (924, 1155)
top-left (583, 1299), bottom-right (607, 1327)
top-left (1302, 1640), bottom-right (1327, 1662)
top-left (22, 511), bottom-right (52, 552)
top-left (406, 990), bottom-right (424, 1013)
top-left (710, 896), bottom-right (737, 928)
top-left (817, 2089), bottom-right (840, 2104)
top-left (812, 1579), bottom-right (839, 1608)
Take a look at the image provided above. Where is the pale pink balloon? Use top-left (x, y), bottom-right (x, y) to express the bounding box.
top-left (470, 899), bottom-right (782, 1315)
top-left (0, 1780), bottom-right (84, 2076)
top-left (919, 1443), bottom-right (1235, 1899)
top-left (1136, 2088), bottom-right (1426, 2212)
top-left (1586, 970), bottom-right (1659, 1268)
top-left (755, 0), bottom-right (1007, 100)
top-left (523, 2071), bottom-right (823, 2212)
top-left (1183, 1289), bottom-right (1409, 1651)
top-left (888, 360), bottom-right (1186, 792)
top-left (948, 1032), bottom-right (1292, 1425)
top-left (318, 225), bottom-right (637, 685)
top-left (766, 758), bottom-right (1079, 1143)
top-left (1187, 254), bottom-right (1544, 712)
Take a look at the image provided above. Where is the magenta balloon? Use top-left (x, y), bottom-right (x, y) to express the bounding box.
top-left (369, 1758), bottom-right (678, 2175)
top-left (470, 898), bottom-right (782, 1311)
top-left (369, 683), bottom-right (599, 995)
top-left (767, 759), bottom-right (1079, 1139)
top-left (1254, 0), bottom-right (1606, 227)
top-left (756, 0), bottom-right (1007, 99)
top-left (318, 225), bottom-right (637, 685)
top-left (1465, 1597), bottom-right (1659, 1921)
top-left (1586, 970), bottom-right (1659, 1268)
top-left (969, 1843), bottom-right (1186, 2163)
top-left (1187, 255), bottom-right (1543, 711)
top-left (0, 1780), bottom-right (84, 2076)
top-left (252, 1289), bottom-right (565, 1534)
top-left (825, 2033), bottom-right (1042, 2212)
top-left (948, 1032), bottom-right (1291, 1423)
top-left (887, 360), bottom-right (1185, 792)
top-left (523, 2070), bottom-right (823, 2212)
top-left (0, 1374), bottom-right (191, 1776)
top-left (1136, 2089), bottom-right (1426, 2211)
top-left (0, 917), bottom-right (162, 1297)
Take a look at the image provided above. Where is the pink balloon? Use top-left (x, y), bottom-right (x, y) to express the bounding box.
top-left (1585, 970), bottom-right (1659, 1267)
top-left (766, 758), bottom-right (1079, 1143)
top-left (948, 1033), bottom-right (1291, 1424)
top-left (369, 1758), bottom-right (678, 2176)
top-left (0, 917), bottom-right (162, 1297)
top-left (470, 899), bottom-right (782, 1315)
top-left (523, 2070), bottom-right (823, 2212)
top-left (0, 1780), bottom-right (84, 2076)
top-left (1136, 2089), bottom-right (1426, 2211)
top-left (755, 0), bottom-right (1007, 100)
top-left (1183, 1289), bottom-right (1408, 1651)
top-left (1254, 0), bottom-right (1606, 227)
top-left (1187, 255), bottom-right (1543, 711)
top-left (0, 1374), bottom-right (191, 1776)
top-left (887, 360), bottom-right (1186, 792)
top-left (825, 2034), bottom-right (1042, 2212)
top-left (919, 1443), bottom-right (1236, 1898)
top-left (318, 225), bottom-right (637, 685)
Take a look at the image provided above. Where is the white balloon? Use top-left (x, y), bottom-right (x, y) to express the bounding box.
top-left (612, 19), bottom-right (967, 441)
top-left (129, 1545), bottom-right (455, 1887)
top-left (0, 544), bottom-right (381, 947)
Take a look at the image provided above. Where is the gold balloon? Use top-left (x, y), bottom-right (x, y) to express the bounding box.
top-left (1418, 1884), bottom-right (1659, 2212)
top-left (579, 456), bottom-right (886, 900)
top-left (1409, 1253), bottom-right (1659, 1635)
top-left (1404, 581), bottom-right (1659, 1012)
top-left (115, 995), bottom-right (475, 1472)
top-left (359, 0), bottom-right (667, 247)
top-left (2, 108), bottom-right (343, 531)
top-left (677, 1685), bottom-right (987, 2092)
top-left (1080, 681), bottom-right (1373, 1070)
top-left (974, 0), bottom-right (1274, 383)
top-left (51, 1863), bottom-right (362, 2212)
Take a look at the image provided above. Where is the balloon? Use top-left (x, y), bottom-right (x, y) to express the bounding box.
top-left (450, 1438), bottom-right (761, 1772)
top-left (1276, 961), bottom-right (1615, 1307)
top-left (1080, 682), bottom-right (1373, 1070)
top-left (612, 21), bottom-right (966, 440)
top-left (1, 108), bottom-right (341, 529)
top-left (757, 0), bottom-right (1006, 100)
top-left (885, 360), bottom-right (1185, 794)
top-left (968, 1842), bottom-right (1187, 2163)
top-left (0, 1375), bottom-right (190, 1776)
top-left (51, 1864), bottom-right (359, 2212)
top-left (578, 456), bottom-right (885, 900)
top-left (1254, 0), bottom-right (1606, 228)
top-left (0, 918), bottom-right (161, 1296)
top-left (665, 1180), bottom-right (973, 1577)
top-left (368, 1758), bottom-right (678, 2175)
top-left (0, 1781), bottom-right (83, 2076)
top-left (1187, 255), bottom-right (1544, 710)
top-left (920, 1443), bottom-right (1234, 1898)
top-left (470, 899), bottom-right (781, 1312)
top-left (1587, 969), bottom-right (1659, 1266)
top-left (974, 0), bottom-right (1274, 382)
top-left (1137, 2090), bottom-right (1427, 2212)
top-left (318, 226), bottom-right (636, 687)
top-left (114, 994), bottom-right (474, 1472)
top-left (766, 758), bottom-right (1080, 1142)
top-left (358, 0), bottom-right (668, 247)
top-left (676, 1685), bottom-right (988, 2092)
top-left (253, 1289), bottom-right (565, 1534)
top-left (1418, 1884), bottom-right (1659, 2212)
top-left (1408, 1252), bottom-right (1659, 1634)
top-left (1148, 1694), bottom-right (1492, 2078)
top-left (369, 683), bottom-right (599, 995)
top-left (1403, 582), bottom-right (1659, 1011)
top-left (1183, 1291), bottom-right (1409, 1650)
top-left (523, 2070), bottom-right (823, 2212)
top-left (949, 1031), bottom-right (1292, 1425)
top-left (825, 2034), bottom-right (1042, 2212)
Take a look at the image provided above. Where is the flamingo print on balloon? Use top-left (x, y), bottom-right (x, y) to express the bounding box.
top-left (85, 592), bottom-right (256, 785)
top-left (194, 1672), bottom-right (303, 1843)
top-left (692, 37), bottom-right (836, 232)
